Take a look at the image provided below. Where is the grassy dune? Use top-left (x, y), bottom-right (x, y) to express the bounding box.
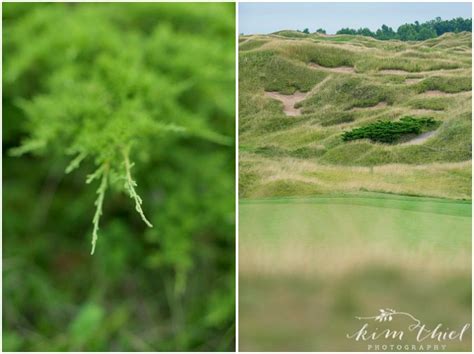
top-left (239, 32), bottom-right (472, 199)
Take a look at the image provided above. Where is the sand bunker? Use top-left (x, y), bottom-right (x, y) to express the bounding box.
top-left (403, 131), bottom-right (437, 145)
top-left (308, 62), bottom-right (355, 73)
top-left (264, 77), bottom-right (332, 116)
top-left (264, 91), bottom-right (308, 116)
top-left (380, 67), bottom-right (466, 75)
top-left (379, 69), bottom-right (411, 75)
top-left (405, 78), bottom-right (423, 84)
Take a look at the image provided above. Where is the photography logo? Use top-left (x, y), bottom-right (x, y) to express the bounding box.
top-left (346, 308), bottom-right (471, 351)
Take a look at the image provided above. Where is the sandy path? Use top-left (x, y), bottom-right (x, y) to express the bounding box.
top-left (405, 78), bottom-right (423, 84)
top-left (379, 69), bottom-right (411, 75)
top-left (403, 131), bottom-right (437, 145)
top-left (308, 62), bottom-right (355, 73)
top-left (264, 91), bottom-right (307, 116)
top-left (264, 76), bottom-right (332, 116)
top-left (379, 67), bottom-right (468, 76)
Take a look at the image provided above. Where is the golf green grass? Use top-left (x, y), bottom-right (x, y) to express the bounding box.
top-left (240, 193), bottom-right (471, 258)
top-left (239, 193), bottom-right (471, 351)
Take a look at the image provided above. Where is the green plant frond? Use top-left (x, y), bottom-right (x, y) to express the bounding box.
top-left (122, 148), bottom-right (153, 228)
top-left (138, 121), bottom-right (188, 136)
top-left (91, 163), bottom-right (109, 255)
top-left (65, 152), bottom-right (88, 174)
top-left (191, 129), bottom-right (233, 146)
top-left (9, 139), bottom-right (46, 157)
top-left (86, 165), bottom-right (106, 184)
top-left (6, 2), bottom-right (235, 257)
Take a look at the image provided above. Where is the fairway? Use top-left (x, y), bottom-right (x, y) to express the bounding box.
top-left (239, 193), bottom-right (471, 351)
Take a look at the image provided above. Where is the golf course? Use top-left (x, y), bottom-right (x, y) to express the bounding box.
top-left (239, 29), bottom-right (471, 351)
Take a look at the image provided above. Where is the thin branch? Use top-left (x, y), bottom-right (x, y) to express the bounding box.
top-left (90, 163), bottom-right (108, 255)
top-left (122, 147), bottom-right (153, 228)
top-left (65, 151), bottom-right (87, 174)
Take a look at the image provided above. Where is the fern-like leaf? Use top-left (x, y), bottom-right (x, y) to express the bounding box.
top-left (90, 164), bottom-right (108, 255)
top-left (122, 147), bottom-right (153, 228)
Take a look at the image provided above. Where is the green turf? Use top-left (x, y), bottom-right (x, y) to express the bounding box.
top-left (240, 193), bottom-right (471, 253)
top-left (241, 192), bottom-right (472, 217)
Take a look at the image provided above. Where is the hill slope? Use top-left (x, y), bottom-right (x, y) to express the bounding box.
top-left (239, 32), bottom-right (472, 199)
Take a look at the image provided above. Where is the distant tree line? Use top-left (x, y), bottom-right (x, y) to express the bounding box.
top-left (301, 17), bottom-right (471, 41)
top-left (337, 17), bottom-right (471, 40)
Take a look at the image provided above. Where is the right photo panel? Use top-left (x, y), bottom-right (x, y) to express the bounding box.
top-left (238, 2), bottom-right (472, 352)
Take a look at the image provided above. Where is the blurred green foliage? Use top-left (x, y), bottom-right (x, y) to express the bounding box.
top-left (3, 2), bottom-right (235, 351)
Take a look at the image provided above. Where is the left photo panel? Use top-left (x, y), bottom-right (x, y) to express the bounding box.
top-left (3, 2), bottom-right (235, 351)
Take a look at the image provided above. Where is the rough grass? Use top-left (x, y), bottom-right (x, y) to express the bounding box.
top-left (239, 38), bottom-right (269, 51)
top-left (239, 32), bottom-right (472, 199)
top-left (240, 50), bottom-right (327, 95)
top-left (408, 96), bottom-right (452, 111)
top-left (239, 153), bottom-right (471, 199)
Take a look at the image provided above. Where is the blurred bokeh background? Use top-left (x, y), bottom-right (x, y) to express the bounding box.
top-left (239, 195), bottom-right (471, 351)
top-left (3, 3), bottom-right (235, 351)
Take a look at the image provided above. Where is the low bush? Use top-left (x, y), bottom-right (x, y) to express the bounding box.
top-left (342, 116), bottom-right (440, 143)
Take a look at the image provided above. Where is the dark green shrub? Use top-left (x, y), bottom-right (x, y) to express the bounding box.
top-left (342, 116), bottom-right (441, 143)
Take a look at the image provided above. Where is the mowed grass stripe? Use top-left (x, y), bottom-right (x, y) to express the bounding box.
top-left (240, 197), bottom-right (471, 275)
top-left (241, 192), bottom-right (471, 217)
